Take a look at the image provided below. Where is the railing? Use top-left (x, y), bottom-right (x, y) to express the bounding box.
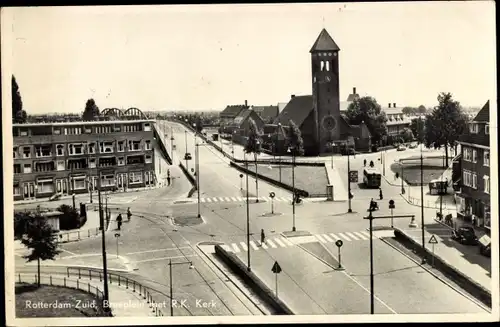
top-left (66, 267), bottom-right (165, 317)
top-left (55, 227), bottom-right (101, 244)
top-left (405, 195), bottom-right (457, 210)
top-left (16, 273), bottom-right (112, 317)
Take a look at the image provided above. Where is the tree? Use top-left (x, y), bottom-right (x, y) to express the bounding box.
top-left (399, 127), bottom-right (414, 143)
top-left (20, 213), bottom-right (61, 287)
top-left (82, 98), bottom-right (100, 121)
top-left (410, 118), bottom-right (425, 143)
top-left (12, 75), bottom-right (27, 123)
top-left (424, 92), bottom-right (469, 166)
top-left (244, 118), bottom-right (262, 201)
top-left (286, 120), bottom-right (305, 156)
top-left (57, 204), bottom-right (81, 230)
top-left (346, 96), bottom-right (388, 145)
top-left (417, 105), bottom-right (427, 114)
top-left (195, 116), bottom-right (203, 134)
top-left (402, 107), bottom-right (415, 116)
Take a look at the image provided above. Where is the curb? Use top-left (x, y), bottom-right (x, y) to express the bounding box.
top-left (379, 237), bottom-right (491, 313)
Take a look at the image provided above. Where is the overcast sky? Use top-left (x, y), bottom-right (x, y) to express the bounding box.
top-left (3, 2), bottom-right (496, 114)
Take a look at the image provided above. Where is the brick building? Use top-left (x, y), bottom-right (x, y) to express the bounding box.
top-left (13, 108), bottom-right (156, 201)
top-left (454, 100), bottom-right (491, 230)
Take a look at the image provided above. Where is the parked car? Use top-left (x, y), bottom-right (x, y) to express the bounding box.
top-left (451, 226), bottom-right (478, 245)
top-left (408, 143), bottom-right (418, 149)
top-left (478, 234), bottom-right (491, 257)
top-left (397, 145), bottom-right (407, 151)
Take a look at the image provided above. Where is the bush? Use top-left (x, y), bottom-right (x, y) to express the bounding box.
top-left (57, 204), bottom-right (81, 230)
top-left (14, 212), bottom-right (34, 239)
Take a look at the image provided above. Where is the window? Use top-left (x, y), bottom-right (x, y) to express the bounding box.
top-left (56, 145), bottom-right (64, 156)
top-left (129, 172), bottom-right (143, 184)
top-left (484, 175), bottom-right (490, 194)
top-left (53, 128), bottom-right (61, 135)
top-left (463, 170), bottom-right (472, 187)
top-left (101, 174), bottom-right (116, 187)
top-left (37, 179), bottom-right (54, 194)
top-left (128, 140), bottom-right (141, 151)
top-left (13, 147), bottom-right (18, 159)
top-left (88, 142), bottom-right (96, 154)
top-left (98, 157), bottom-right (116, 167)
top-left (472, 149), bottom-right (477, 163)
top-left (72, 176), bottom-right (86, 190)
top-left (127, 155), bottom-right (145, 165)
top-left (89, 158), bottom-right (96, 168)
top-left (485, 124), bottom-right (489, 135)
top-left (484, 151), bottom-right (490, 166)
top-left (23, 164), bottom-right (32, 174)
top-left (470, 123), bottom-right (478, 133)
top-left (458, 196), bottom-right (466, 214)
top-left (463, 147), bottom-right (472, 161)
top-left (118, 141), bottom-right (125, 152)
top-left (145, 155), bottom-right (152, 164)
top-left (57, 160), bottom-right (65, 171)
top-left (35, 145), bottom-right (52, 157)
top-left (118, 157), bottom-right (125, 166)
top-left (35, 162), bottom-right (55, 172)
top-left (143, 123), bottom-right (151, 132)
top-left (14, 185), bottom-right (21, 196)
top-left (68, 143), bottom-right (84, 155)
top-left (20, 129), bottom-right (28, 136)
top-left (14, 164), bottom-right (21, 174)
top-left (84, 127), bottom-right (92, 133)
top-left (99, 141), bottom-right (114, 153)
top-left (472, 173), bottom-right (477, 189)
top-left (114, 125), bottom-right (121, 132)
top-left (145, 140), bottom-right (151, 150)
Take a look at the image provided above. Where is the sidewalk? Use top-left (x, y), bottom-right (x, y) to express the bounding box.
top-left (16, 272), bottom-right (160, 317)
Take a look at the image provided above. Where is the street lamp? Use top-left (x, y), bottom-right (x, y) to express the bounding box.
top-left (168, 259), bottom-right (194, 316)
top-left (184, 130), bottom-right (189, 170)
top-left (255, 140), bottom-right (261, 203)
top-left (244, 152), bottom-right (251, 272)
top-left (97, 176), bottom-right (110, 311)
top-left (347, 142), bottom-right (353, 213)
top-left (277, 123), bottom-right (282, 183)
top-left (195, 142), bottom-right (202, 218)
top-left (287, 146), bottom-right (296, 232)
top-left (420, 142), bottom-right (426, 260)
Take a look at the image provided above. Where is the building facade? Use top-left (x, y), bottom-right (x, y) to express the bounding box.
top-left (13, 118), bottom-right (156, 201)
top-left (455, 100), bottom-right (490, 230)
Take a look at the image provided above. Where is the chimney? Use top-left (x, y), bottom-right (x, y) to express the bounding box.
top-left (353, 87), bottom-right (357, 95)
top-left (388, 103), bottom-right (391, 108)
top-left (291, 94), bottom-right (295, 99)
top-left (245, 100), bottom-right (248, 107)
top-left (393, 103), bottom-right (396, 108)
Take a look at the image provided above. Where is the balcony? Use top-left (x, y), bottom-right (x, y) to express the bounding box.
top-left (459, 133), bottom-right (489, 147)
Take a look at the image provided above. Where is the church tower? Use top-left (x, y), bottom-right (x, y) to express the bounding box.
top-left (310, 29), bottom-right (341, 155)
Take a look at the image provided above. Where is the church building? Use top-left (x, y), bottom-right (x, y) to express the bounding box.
top-left (274, 29), bottom-right (371, 156)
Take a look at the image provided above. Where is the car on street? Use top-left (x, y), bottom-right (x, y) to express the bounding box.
top-left (409, 143), bottom-right (418, 149)
top-left (451, 226), bottom-right (478, 245)
top-left (478, 234), bottom-right (491, 257)
top-left (397, 145), bottom-right (407, 151)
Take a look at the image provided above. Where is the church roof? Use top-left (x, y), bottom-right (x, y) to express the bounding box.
top-left (273, 95), bottom-right (313, 128)
top-left (473, 100), bottom-right (490, 122)
top-left (310, 28), bottom-right (340, 53)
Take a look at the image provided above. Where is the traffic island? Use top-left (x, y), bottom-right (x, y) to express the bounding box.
top-left (172, 215), bottom-right (205, 227)
top-left (260, 212), bottom-right (284, 217)
top-left (391, 228), bottom-right (491, 308)
top-left (213, 245), bottom-right (294, 315)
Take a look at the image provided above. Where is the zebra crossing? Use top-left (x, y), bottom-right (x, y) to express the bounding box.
top-left (221, 230), bottom-right (390, 253)
top-left (200, 196), bottom-right (310, 203)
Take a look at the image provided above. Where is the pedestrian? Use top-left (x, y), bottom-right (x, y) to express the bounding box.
top-left (379, 188), bottom-right (383, 200)
top-left (117, 214), bottom-right (123, 230)
top-left (363, 159), bottom-right (367, 167)
top-left (369, 160), bottom-right (374, 168)
top-left (395, 172), bottom-right (399, 180)
top-left (260, 229), bottom-right (266, 245)
top-left (167, 176), bottom-right (171, 186)
top-left (127, 207), bottom-right (132, 221)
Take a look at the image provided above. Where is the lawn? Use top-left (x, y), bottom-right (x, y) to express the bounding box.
top-left (238, 163), bottom-right (328, 196)
top-left (16, 284), bottom-right (108, 317)
top-left (390, 162), bottom-right (446, 186)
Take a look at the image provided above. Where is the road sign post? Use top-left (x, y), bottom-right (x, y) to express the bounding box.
top-left (269, 192), bottom-right (275, 214)
top-left (335, 240), bottom-right (344, 270)
top-left (114, 233), bottom-right (121, 258)
top-left (239, 174), bottom-right (244, 190)
top-left (271, 261), bottom-right (282, 297)
top-left (428, 235), bottom-right (438, 267)
top-left (389, 200), bottom-right (395, 228)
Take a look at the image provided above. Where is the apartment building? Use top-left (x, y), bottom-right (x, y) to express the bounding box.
top-left (13, 119), bottom-right (156, 201)
top-left (455, 100), bottom-right (490, 230)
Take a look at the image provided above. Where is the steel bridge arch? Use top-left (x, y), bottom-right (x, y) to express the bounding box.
top-left (124, 107), bottom-right (147, 119)
top-left (101, 108), bottom-right (125, 118)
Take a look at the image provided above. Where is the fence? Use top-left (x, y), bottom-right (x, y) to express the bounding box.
top-left (66, 267), bottom-right (165, 317)
top-left (16, 273), bottom-right (112, 317)
top-left (55, 227), bottom-right (101, 244)
top-left (404, 194), bottom-right (457, 210)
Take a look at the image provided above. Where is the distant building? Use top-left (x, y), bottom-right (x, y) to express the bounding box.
top-left (273, 29), bottom-right (371, 155)
top-left (13, 108), bottom-right (156, 201)
top-left (219, 102), bottom-right (248, 132)
top-left (383, 103), bottom-right (412, 137)
top-left (340, 87), bottom-right (360, 113)
top-left (251, 105), bottom-right (279, 124)
top-left (227, 108), bottom-right (265, 145)
top-left (454, 100), bottom-right (490, 231)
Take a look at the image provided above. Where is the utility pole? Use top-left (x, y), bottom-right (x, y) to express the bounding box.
top-left (292, 149), bottom-right (296, 232)
top-left (196, 143), bottom-right (201, 218)
top-left (420, 146), bottom-right (426, 259)
top-left (245, 160), bottom-right (251, 271)
top-left (347, 144), bottom-right (352, 213)
top-left (98, 175), bottom-right (110, 311)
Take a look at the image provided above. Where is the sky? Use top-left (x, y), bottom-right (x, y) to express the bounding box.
top-left (2, 2), bottom-right (496, 114)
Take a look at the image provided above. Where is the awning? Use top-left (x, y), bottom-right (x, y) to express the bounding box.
top-left (478, 235), bottom-right (490, 247)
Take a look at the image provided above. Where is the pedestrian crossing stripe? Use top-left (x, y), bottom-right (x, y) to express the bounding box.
top-left (223, 230), bottom-right (385, 253)
top-left (199, 196), bottom-right (312, 203)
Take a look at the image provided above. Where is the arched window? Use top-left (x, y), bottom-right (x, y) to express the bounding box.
top-left (326, 61), bottom-right (330, 71)
top-left (320, 61), bottom-right (325, 71)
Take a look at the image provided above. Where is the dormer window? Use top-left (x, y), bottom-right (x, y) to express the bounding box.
top-left (485, 124), bottom-right (489, 135)
top-left (470, 123), bottom-right (478, 134)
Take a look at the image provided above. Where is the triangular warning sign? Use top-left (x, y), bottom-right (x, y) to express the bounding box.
top-left (271, 261), bottom-right (282, 274)
top-left (428, 235), bottom-right (438, 244)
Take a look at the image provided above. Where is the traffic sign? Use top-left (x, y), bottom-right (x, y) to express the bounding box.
top-left (239, 174), bottom-right (244, 178)
top-left (271, 261), bottom-right (282, 274)
top-left (114, 233), bottom-right (120, 238)
top-left (349, 171), bottom-right (358, 183)
top-left (335, 240), bottom-right (343, 247)
top-left (428, 235), bottom-right (438, 244)
top-left (269, 192), bottom-right (275, 198)
top-left (389, 199), bottom-right (395, 209)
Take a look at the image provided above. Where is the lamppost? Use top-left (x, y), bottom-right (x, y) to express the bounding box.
top-left (401, 163), bottom-right (405, 195)
top-left (288, 146), bottom-right (297, 232)
top-left (277, 123), bottom-right (282, 183)
top-left (184, 130), bottom-right (189, 170)
top-left (168, 259), bottom-right (194, 316)
top-left (170, 126), bottom-right (175, 161)
top-left (255, 140), bottom-right (261, 203)
top-left (347, 142), bottom-right (353, 213)
top-left (420, 142), bottom-right (426, 259)
top-left (195, 142), bottom-right (202, 218)
top-left (245, 154), bottom-right (251, 271)
top-left (97, 175), bottom-right (110, 311)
